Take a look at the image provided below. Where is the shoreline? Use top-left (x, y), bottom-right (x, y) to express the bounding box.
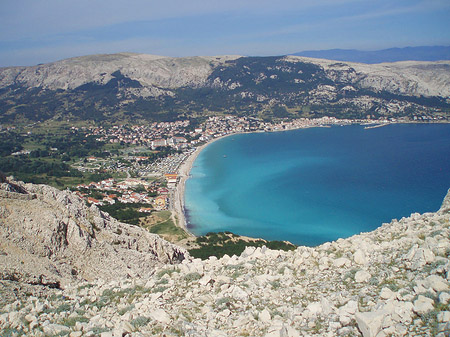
top-left (171, 119), bottom-right (449, 238)
top-left (172, 133), bottom-right (239, 235)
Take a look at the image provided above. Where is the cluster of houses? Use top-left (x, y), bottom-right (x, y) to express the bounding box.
top-left (73, 116), bottom-right (361, 158)
top-left (75, 177), bottom-right (173, 211)
top-left (74, 121), bottom-right (191, 150)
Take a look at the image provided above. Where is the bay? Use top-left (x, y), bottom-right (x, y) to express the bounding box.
top-left (185, 124), bottom-right (450, 246)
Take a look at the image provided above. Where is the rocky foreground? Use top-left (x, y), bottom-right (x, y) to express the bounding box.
top-left (0, 176), bottom-right (187, 289)
top-left (1, 180), bottom-right (450, 336)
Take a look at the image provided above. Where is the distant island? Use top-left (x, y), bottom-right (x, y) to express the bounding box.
top-left (292, 45), bottom-right (450, 63)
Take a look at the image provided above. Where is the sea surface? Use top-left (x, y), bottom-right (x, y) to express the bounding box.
top-left (185, 124), bottom-right (450, 246)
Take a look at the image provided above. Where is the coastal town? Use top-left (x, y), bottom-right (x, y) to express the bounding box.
top-left (70, 115), bottom-right (386, 230)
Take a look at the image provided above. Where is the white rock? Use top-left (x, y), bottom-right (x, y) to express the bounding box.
top-left (241, 246), bottom-right (256, 258)
top-left (410, 248), bottom-right (435, 270)
top-left (394, 323), bottom-right (408, 336)
top-left (198, 274), bottom-right (212, 286)
top-left (306, 301), bottom-right (322, 316)
top-left (0, 313), bottom-right (8, 325)
top-left (221, 309), bottom-right (231, 317)
top-left (150, 308), bottom-right (170, 324)
top-left (207, 329), bottom-right (228, 337)
top-left (355, 270), bottom-right (371, 283)
top-left (264, 323), bottom-right (288, 337)
top-left (333, 257), bottom-right (351, 268)
top-left (43, 324), bottom-right (71, 335)
top-left (413, 295), bottom-right (435, 315)
top-left (392, 301), bottom-right (414, 324)
top-left (424, 275), bottom-right (449, 292)
top-left (339, 314), bottom-right (352, 326)
top-left (8, 311), bottom-right (23, 328)
top-left (380, 287), bottom-right (395, 300)
top-left (230, 285), bottom-right (248, 301)
top-left (339, 300), bottom-right (358, 315)
top-left (24, 314), bottom-right (36, 323)
top-left (438, 311), bottom-right (450, 323)
top-left (259, 309), bottom-right (271, 323)
top-left (69, 332), bottom-right (83, 337)
top-left (121, 321), bottom-right (134, 333)
top-left (318, 256), bottom-right (329, 270)
top-left (339, 300), bottom-right (358, 325)
top-left (321, 297), bottom-right (333, 316)
top-left (29, 320), bottom-right (39, 330)
top-left (439, 292), bottom-right (450, 304)
top-left (354, 249), bottom-right (367, 265)
top-left (355, 310), bottom-right (386, 337)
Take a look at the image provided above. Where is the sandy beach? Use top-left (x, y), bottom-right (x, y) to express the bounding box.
top-left (172, 136), bottom-right (227, 234)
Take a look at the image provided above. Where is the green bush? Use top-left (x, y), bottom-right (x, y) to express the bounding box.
top-left (189, 232), bottom-right (296, 260)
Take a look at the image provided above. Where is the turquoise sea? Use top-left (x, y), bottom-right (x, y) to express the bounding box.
top-left (185, 124), bottom-right (450, 246)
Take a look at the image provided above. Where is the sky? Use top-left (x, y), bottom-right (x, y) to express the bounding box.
top-left (1, 0), bottom-right (449, 67)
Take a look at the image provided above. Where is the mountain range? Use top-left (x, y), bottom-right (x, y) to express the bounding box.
top-left (292, 46), bottom-right (450, 64)
top-left (1, 53), bottom-right (449, 123)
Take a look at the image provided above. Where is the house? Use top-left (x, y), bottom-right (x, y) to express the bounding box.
top-left (153, 196), bottom-right (167, 210)
top-left (173, 137), bottom-right (187, 143)
top-left (164, 174), bottom-right (178, 188)
top-left (87, 197), bottom-right (102, 206)
top-left (151, 139), bottom-right (167, 148)
top-left (103, 196), bottom-right (116, 204)
top-left (158, 187), bottom-right (169, 195)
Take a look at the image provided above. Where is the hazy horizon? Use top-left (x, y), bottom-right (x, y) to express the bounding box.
top-left (1, 0), bottom-right (449, 67)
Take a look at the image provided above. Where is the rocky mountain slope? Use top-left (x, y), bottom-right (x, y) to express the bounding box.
top-left (0, 175), bottom-right (188, 290)
top-left (0, 179), bottom-right (449, 336)
top-left (1, 53), bottom-right (449, 123)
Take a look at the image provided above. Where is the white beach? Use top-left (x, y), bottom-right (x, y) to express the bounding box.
top-left (172, 135), bottom-right (237, 234)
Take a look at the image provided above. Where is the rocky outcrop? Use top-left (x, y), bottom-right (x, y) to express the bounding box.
top-left (0, 178), bottom-right (189, 289)
top-left (1, 184), bottom-right (449, 336)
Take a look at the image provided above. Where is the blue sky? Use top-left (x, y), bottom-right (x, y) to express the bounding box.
top-left (1, 0), bottom-right (449, 67)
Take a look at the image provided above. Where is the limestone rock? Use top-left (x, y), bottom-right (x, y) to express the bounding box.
top-left (438, 311), bottom-right (450, 323)
top-left (424, 275), bottom-right (449, 292)
top-left (333, 257), bottom-right (351, 268)
top-left (259, 309), bottom-right (271, 323)
top-left (0, 178), bottom-right (189, 286)
top-left (439, 292), bottom-right (450, 304)
top-left (353, 249), bottom-right (367, 265)
top-left (69, 332), bottom-right (83, 337)
top-left (380, 287), bottom-right (395, 300)
top-left (355, 270), bottom-right (371, 283)
top-left (413, 295), bottom-right (435, 315)
top-left (150, 308), bottom-right (171, 324)
top-left (43, 324), bottom-right (71, 335)
top-left (355, 310), bottom-right (386, 337)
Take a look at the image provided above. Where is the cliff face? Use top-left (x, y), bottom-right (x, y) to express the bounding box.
top-left (0, 180), bottom-right (449, 336)
top-left (0, 178), bottom-right (189, 288)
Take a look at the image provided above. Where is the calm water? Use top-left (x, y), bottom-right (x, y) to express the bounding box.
top-left (185, 124), bottom-right (450, 246)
